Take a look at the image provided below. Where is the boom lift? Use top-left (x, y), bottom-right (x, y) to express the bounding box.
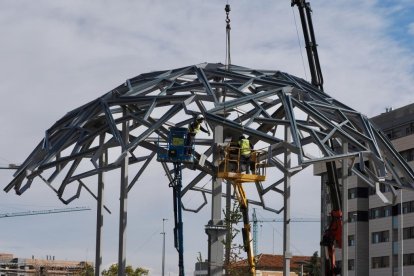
top-left (291, 1), bottom-right (343, 275)
top-left (157, 127), bottom-right (194, 276)
top-left (218, 143), bottom-right (267, 275)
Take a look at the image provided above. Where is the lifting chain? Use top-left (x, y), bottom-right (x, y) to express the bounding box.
top-left (225, 4), bottom-right (231, 67)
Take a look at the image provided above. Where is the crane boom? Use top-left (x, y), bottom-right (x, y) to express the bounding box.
top-left (291, 0), bottom-right (324, 91)
top-left (0, 206), bottom-right (91, 218)
top-left (291, 1), bottom-right (343, 275)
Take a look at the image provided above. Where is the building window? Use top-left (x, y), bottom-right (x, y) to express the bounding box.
top-left (348, 235), bottom-right (355, 246)
top-left (348, 211), bottom-right (368, 222)
top-left (349, 188), bottom-right (356, 199)
top-left (369, 206), bottom-right (393, 219)
top-left (384, 207), bottom-right (392, 217)
top-left (348, 187), bottom-right (368, 199)
top-left (403, 226), bottom-right (414, 240)
top-left (400, 200), bottom-right (414, 214)
top-left (335, 260), bottom-right (342, 271)
top-left (372, 256), bottom-right (390, 268)
top-left (349, 211), bottom-right (357, 222)
top-left (348, 259), bottom-right (355, 271)
top-left (403, 253), bottom-right (414, 266)
top-left (372, 230), bottom-right (390, 244)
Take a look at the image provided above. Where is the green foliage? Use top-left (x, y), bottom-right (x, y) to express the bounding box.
top-left (304, 251), bottom-right (321, 276)
top-left (102, 263), bottom-right (149, 276)
top-left (79, 263), bottom-right (94, 276)
top-left (222, 200), bottom-right (245, 274)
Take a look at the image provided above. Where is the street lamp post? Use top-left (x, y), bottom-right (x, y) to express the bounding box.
top-left (161, 218), bottom-right (168, 276)
top-left (293, 260), bottom-right (308, 276)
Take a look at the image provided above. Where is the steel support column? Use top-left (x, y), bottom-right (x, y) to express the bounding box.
top-left (95, 134), bottom-right (106, 276)
top-left (283, 126), bottom-right (292, 276)
top-left (341, 142), bottom-right (349, 276)
top-left (207, 124), bottom-right (224, 275)
top-left (225, 180), bottom-right (231, 273)
top-left (118, 108), bottom-right (129, 276)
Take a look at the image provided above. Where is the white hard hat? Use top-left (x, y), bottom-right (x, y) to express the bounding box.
top-left (196, 114), bottom-right (204, 120)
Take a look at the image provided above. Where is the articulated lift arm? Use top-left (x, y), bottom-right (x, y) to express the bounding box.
top-left (171, 163), bottom-right (185, 276)
top-left (233, 181), bottom-right (255, 275)
top-left (291, 1), bottom-right (342, 275)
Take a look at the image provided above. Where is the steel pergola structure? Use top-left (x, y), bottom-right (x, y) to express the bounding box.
top-left (4, 63), bottom-right (414, 275)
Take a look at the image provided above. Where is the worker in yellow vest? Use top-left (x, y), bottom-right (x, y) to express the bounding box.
top-left (186, 114), bottom-right (210, 154)
top-left (238, 135), bottom-right (253, 174)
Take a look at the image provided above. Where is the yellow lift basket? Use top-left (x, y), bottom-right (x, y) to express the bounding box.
top-left (217, 145), bottom-right (267, 183)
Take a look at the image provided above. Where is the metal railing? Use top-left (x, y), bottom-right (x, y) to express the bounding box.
top-left (218, 146), bottom-right (267, 176)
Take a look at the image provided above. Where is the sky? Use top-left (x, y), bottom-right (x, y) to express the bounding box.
top-left (0, 0), bottom-right (414, 275)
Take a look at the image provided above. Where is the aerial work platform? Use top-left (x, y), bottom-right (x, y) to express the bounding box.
top-left (217, 145), bottom-right (267, 275)
top-left (157, 127), bottom-right (194, 164)
top-left (217, 145), bottom-right (267, 182)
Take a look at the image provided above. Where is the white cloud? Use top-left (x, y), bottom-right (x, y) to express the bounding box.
top-left (409, 22), bottom-right (414, 36)
top-left (1, 0), bottom-right (414, 274)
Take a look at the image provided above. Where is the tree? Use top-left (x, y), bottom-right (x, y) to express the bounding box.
top-left (102, 264), bottom-right (149, 276)
top-left (79, 263), bottom-right (94, 276)
top-left (223, 200), bottom-right (245, 275)
top-left (304, 251), bottom-right (321, 276)
top-left (134, 267), bottom-right (150, 275)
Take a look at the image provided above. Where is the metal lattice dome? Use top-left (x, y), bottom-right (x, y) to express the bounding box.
top-left (5, 63), bottom-right (414, 210)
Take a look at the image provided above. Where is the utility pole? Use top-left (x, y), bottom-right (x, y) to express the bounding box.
top-left (161, 218), bottom-right (168, 276)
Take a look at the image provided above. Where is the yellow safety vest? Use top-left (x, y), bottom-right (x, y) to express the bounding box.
top-left (189, 122), bottom-right (201, 134)
top-left (238, 139), bottom-right (251, 156)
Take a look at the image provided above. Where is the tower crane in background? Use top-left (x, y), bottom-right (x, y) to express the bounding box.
top-left (0, 206), bottom-right (91, 218)
top-left (251, 208), bottom-right (320, 256)
top-left (1, 164), bottom-right (91, 219)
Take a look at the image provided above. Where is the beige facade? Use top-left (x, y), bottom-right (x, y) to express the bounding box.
top-left (0, 253), bottom-right (92, 275)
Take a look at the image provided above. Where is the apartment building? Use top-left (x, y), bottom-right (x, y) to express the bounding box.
top-left (316, 103), bottom-right (414, 276)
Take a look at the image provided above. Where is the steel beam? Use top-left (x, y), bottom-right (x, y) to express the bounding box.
top-left (118, 108), bottom-right (129, 276)
top-left (283, 126), bottom-right (292, 276)
top-left (95, 134), bottom-right (106, 276)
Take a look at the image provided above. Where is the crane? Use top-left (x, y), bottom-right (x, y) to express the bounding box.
top-left (0, 206), bottom-right (91, 218)
top-left (1, 165), bottom-right (91, 219)
top-left (291, 1), bottom-right (343, 275)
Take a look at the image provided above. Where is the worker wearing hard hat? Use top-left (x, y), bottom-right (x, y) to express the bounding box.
top-left (238, 135), bottom-right (253, 174)
top-left (186, 114), bottom-right (210, 154)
